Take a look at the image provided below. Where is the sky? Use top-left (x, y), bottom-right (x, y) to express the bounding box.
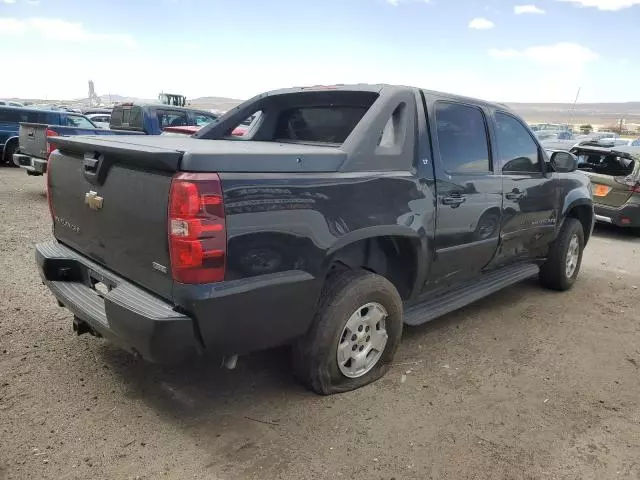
top-left (0, 0), bottom-right (639, 103)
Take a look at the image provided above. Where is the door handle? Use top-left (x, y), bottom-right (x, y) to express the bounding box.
top-left (505, 189), bottom-right (523, 200)
top-left (442, 194), bottom-right (466, 206)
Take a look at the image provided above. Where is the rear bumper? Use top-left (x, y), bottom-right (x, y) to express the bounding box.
top-left (36, 240), bottom-right (322, 363)
top-left (14, 153), bottom-right (46, 175)
top-left (594, 202), bottom-right (640, 228)
top-left (36, 241), bottom-right (200, 364)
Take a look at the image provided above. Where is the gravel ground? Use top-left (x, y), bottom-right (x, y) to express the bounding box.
top-left (1, 167), bottom-right (640, 480)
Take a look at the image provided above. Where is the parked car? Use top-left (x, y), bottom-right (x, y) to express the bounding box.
top-left (534, 130), bottom-right (576, 141)
top-left (0, 100), bottom-right (24, 108)
top-left (0, 105), bottom-right (99, 166)
top-left (86, 113), bottom-right (111, 129)
top-left (38, 84), bottom-right (593, 395)
top-left (13, 102), bottom-right (216, 175)
top-left (161, 123), bottom-right (249, 137)
top-left (161, 125), bottom-right (201, 136)
top-left (109, 103), bottom-right (218, 135)
top-left (570, 144), bottom-right (640, 232)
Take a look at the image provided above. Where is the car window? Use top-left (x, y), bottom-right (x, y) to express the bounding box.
top-left (194, 114), bottom-right (216, 127)
top-left (274, 106), bottom-right (368, 144)
top-left (65, 115), bottom-right (95, 129)
top-left (110, 106), bottom-right (144, 130)
top-left (157, 110), bottom-right (188, 128)
top-left (495, 112), bottom-right (541, 174)
top-left (435, 102), bottom-right (491, 173)
top-left (0, 108), bottom-right (45, 123)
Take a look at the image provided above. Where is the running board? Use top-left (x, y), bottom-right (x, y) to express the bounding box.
top-left (403, 263), bottom-right (540, 326)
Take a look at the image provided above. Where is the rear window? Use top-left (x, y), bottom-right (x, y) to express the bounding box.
top-left (0, 108), bottom-right (46, 124)
top-left (274, 106), bottom-right (368, 144)
top-left (574, 149), bottom-right (636, 177)
top-left (110, 106), bottom-right (143, 130)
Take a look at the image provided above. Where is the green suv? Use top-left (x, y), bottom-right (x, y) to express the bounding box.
top-left (571, 144), bottom-right (640, 232)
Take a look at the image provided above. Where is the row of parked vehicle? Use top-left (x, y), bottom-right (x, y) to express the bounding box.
top-left (0, 101), bottom-right (219, 174)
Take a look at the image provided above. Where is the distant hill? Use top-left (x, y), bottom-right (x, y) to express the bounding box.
top-left (188, 96), bottom-right (243, 111)
top-left (506, 102), bottom-right (640, 125)
top-left (8, 93), bottom-right (640, 127)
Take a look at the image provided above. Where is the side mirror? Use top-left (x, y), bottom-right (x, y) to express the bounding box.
top-left (549, 150), bottom-right (578, 173)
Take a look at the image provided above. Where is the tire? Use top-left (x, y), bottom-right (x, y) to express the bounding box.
top-left (292, 269), bottom-right (403, 395)
top-left (539, 218), bottom-right (584, 291)
top-left (2, 140), bottom-right (18, 167)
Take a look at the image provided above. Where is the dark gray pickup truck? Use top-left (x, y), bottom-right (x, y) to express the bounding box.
top-left (37, 84), bottom-right (594, 394)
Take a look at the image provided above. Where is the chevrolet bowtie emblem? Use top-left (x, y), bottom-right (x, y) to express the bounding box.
top-left (85, 191), bottom-right (104, 210)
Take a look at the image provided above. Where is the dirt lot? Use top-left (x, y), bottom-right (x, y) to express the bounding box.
top-left (1, 167), bottom-right (639, 480)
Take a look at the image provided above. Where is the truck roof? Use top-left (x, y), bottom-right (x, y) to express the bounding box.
top-left (262, 84), bottom-right (509, 111)
top-left (0, 105), bottom-right (84, 116)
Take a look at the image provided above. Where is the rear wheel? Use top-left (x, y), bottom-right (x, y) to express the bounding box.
top-left (539, 218), bottom-right (584, 291)
top-left (2, 140), bottom-right (18, 167)
top-left (292, 269), bottom-right (403, 395)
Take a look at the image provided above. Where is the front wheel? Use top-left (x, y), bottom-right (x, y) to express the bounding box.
top-left (292, 269), bottom-right (403, 395)
top-left (539, 218), bottom-right (584, 291)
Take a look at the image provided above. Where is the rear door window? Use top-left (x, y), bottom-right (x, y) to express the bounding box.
top-left (194, 114), bottom-right (217, 127)
top-left (434, 102), bottom-right (492, 173)
top-left (274, 106), bottom-right (368, 144)
top-left (64, 115), bottom-right (95, 129)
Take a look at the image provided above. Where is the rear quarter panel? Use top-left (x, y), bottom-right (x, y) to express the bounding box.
top-left (183, 172), bottom-right (434, 353)
top-left (221, 173), bottom-right (428, 282)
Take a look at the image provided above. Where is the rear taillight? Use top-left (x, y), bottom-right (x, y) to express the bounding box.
top-left (614, 175), bottom-right (640, 193)
top-left (45, 128), bottom-right (58, 157)
top-left (168, 173), bottom-right (226, 284)
top-left (46, 151), bottom-right (54, 221)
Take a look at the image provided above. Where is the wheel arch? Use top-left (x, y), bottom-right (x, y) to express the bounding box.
top-left (2, 136), bottom-right (18, 164)
top-left (561, 198), bottom-right (594, 244)
top-left (322, 227), bottom-right (426, 300)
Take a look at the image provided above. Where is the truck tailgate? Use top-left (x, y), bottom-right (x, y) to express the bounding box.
top-left (19, 123), bottom-right (48, 159)
top-left (48, 138), bottom-right (182, 301)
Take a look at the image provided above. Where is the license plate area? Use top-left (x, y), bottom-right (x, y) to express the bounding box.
top-left (87, 270), bottom-right (115, 298)
top-left (593, 184), bottom-right (611, 197)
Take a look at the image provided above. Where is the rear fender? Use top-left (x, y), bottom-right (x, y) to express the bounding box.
top-left (323, 226), bottom-right (428, 299)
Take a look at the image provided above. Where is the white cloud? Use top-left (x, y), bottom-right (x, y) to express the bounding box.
top-left (27, 0), bottom-right (40, 4)
top-left (2, 0), bottom-right (17, 4)
top-left (514, 4), bottom-right (546, 14)
top-left (0, 17), bottom-right (136, 46)
top-left (489, 42), bottom-right (598, 68)
top-left (555, 0), bottom-right (640, 10)
top-left (468, 17), bottom-right (495, 29)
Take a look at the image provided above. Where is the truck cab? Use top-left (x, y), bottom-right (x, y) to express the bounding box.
top-left (109, 103), bottom-right (217, 134)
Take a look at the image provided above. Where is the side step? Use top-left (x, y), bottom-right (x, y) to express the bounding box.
top-left (403, 263), bottom-right (540, 326)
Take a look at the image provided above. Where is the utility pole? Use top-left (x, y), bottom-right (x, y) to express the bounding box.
top-left (567, 86), bottom-right (581, 129)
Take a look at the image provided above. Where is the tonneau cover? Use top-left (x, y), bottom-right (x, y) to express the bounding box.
top-left (51, 136), bottom-right (347, 173)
